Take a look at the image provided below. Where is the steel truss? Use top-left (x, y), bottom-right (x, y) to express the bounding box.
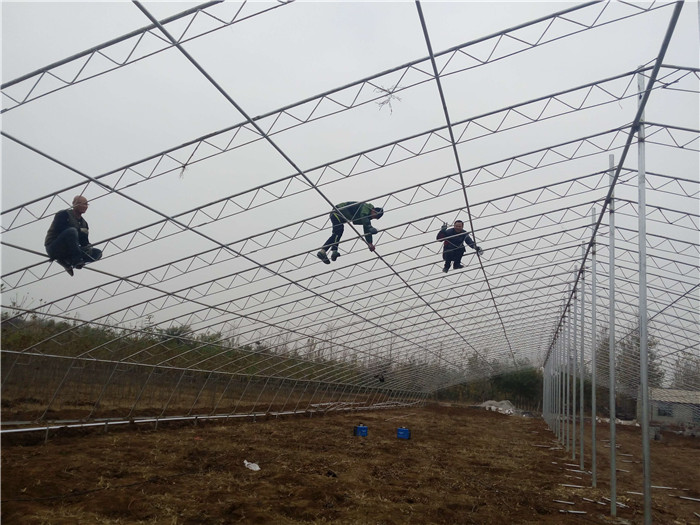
top-left (1, 6), bottom-right (698, 503)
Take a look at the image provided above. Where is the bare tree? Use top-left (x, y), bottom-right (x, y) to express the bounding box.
top-left (673, 356), bottom-right (700, 390)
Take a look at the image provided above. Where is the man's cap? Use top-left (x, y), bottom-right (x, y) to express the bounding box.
top-left (374, 207), bottom-right (384, 219)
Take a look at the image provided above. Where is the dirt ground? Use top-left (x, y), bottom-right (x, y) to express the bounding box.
top-left (2, 404), bottom-right (699, 524)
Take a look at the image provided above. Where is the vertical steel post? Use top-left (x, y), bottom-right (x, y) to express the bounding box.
top-left (591, 207), bottom-right (598, 488)
top-left (573, 286), bottom-right (578, 460)
top-left (580, 244), bottom-right (586, 469)
top-left (550, 360), bottom-right (554, 428)
top-left (552, 333), bottom-right (561, 439)
top-left (547, 355), bottom-right (552, 429)
top-left (565, 297), bottom-right (571, 452)
top-left (637, 70), bottom-right (652, 525)
top-left (547, 359), bottom-right (552, 427)
top-left (608, 154), bottom-right (617, 517)
top-left (561, 327), bottom-right (565, 444)
top-left (556, 333), bottom-right (562, 441)
top-left (543, 359), bottom-right (548, 426)
top-left (559, 331), bottom-right (564, 442)
top-left (548, 358), bottom-right (553, 428)
top-left (549, 358), bottom-right (554, 429)
top-left (552, 359), bottom-right (556, 429)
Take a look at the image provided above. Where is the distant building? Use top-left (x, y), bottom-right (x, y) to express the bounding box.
top-left (638, 388), bottom-right (700, 427)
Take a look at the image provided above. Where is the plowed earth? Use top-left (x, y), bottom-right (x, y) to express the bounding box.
top-left (2, 404), bottom-right (699, 524)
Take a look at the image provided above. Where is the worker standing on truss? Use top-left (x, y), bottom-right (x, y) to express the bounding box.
top-left (44, 195), bottom-right (102, 276)
top-left (437, 220), bottom-right (483, 273)
top-left (317, 202), bottom-right (384, 264)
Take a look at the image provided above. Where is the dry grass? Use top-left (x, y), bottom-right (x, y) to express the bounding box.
top-left (1, 355), bottom-right (403, 423)
top-left (2, 404), bottom-right (699, 524)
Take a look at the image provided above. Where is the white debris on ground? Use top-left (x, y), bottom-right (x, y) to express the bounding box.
top-left (596, 416), bottom-right (640, 426)
top-left (244, 460), bottom-right (261, 471)
top-left (441, 400), bottom-right (536, 417)
top-left (477, 400), bottom-right (519, 416)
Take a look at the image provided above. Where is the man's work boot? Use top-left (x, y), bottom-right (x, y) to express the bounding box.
top-left (56, 259), bottom-right (74, 276)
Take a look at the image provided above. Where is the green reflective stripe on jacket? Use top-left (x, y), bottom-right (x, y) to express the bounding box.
top-left (333, 202), bottom-right (374, 225)
top-left (333, 201), bottom-right (375, 244)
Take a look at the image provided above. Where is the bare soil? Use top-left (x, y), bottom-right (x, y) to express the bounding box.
top-left (2, 404), bottom-right (699, 524)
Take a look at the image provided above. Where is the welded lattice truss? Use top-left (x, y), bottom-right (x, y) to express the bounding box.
top-left (1, 1), bottom-right (698, 429)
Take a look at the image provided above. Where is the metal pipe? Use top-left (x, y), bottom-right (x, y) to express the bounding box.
top-left (637, 69), bottom-right (652, 525)
top-left (608, 154), bottom-right (617, 517)
top-left (591, 207), bottom-right (598, 488)
top-left (565, 299), bottom-right (571, 452)
top-left (573, 285), bottom-right (578, 460)
top-left (542, 0), bottom-right (687, 367)
top-left (580, 245), bottom-right (586, 469)
top-left (555, 333), bottom-right (560, 440)
top-left (558, 332), bottom-right (563, 442)
top-left (0, 1), bottom-right (224, 90)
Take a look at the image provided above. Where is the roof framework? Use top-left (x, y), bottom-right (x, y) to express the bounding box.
top-left (1, 1), bottom-right (698, 426)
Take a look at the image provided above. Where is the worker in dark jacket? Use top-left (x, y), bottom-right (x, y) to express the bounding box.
top-left (44, 195), bottom-right (102, 276)
top-left (317, 201), bottom-right (384, 264)
top-left (437, 220), bottom-right (483, 273)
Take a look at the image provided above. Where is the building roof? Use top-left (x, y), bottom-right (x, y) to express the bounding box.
top-left (650, 388), bottom-right (700, 405)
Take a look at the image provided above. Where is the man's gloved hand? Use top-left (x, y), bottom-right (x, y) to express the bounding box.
top-left (368, 243), bottom-right (376, 252)
top-left (441, 222), bottom-right (448, 231)
top-left (476, 246), bottom-right (484, 256)
top-left (369, 227), bottom-right (378, 235)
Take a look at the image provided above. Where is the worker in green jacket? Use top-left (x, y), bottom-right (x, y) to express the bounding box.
top-left (317, 201), bottom-right (384, 264)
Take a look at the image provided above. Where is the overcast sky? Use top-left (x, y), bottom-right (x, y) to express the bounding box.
top-left (1, 1), bottom-right (698, 371)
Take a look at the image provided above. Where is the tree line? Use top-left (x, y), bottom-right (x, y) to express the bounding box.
top-left (436, 322), bottom-right (698, 416)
